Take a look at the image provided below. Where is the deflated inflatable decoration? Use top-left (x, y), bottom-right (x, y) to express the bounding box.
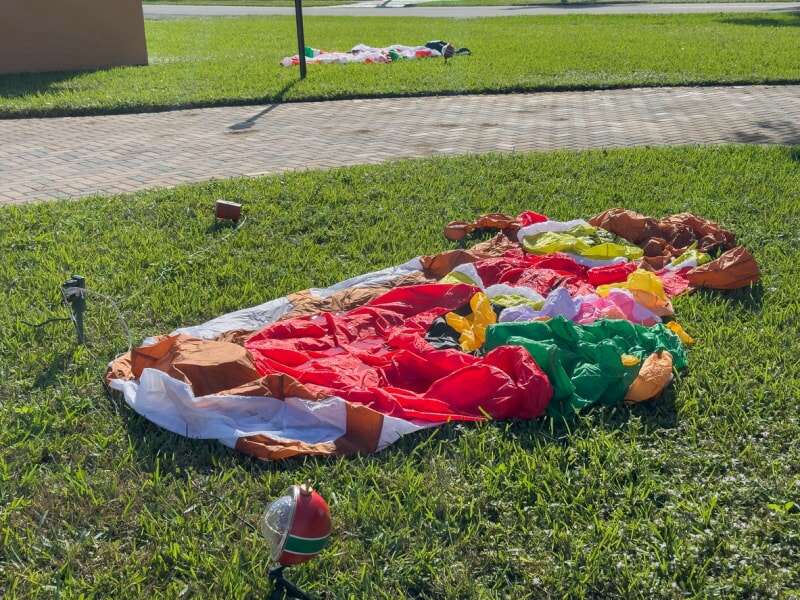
top-left (107, 209), bottom-right (759, 461)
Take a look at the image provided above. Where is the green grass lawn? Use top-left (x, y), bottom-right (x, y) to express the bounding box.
top-left (2, 145), bottom-right (800, 598)
top-left (2, 13), bottom-right (800, 118)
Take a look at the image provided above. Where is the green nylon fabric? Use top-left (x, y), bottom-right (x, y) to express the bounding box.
top-left (440, 271), bottom-right (479, 286)
top-left (484, 316), bottom-right (687, 418)
top-left (490, 294), bottom-right (544, 309)
top-left (521, 224), bottom-right (644, 260)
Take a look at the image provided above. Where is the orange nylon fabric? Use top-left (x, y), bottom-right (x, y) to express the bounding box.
top-left (686, 246), bottom-right (761, 290)
top-left (624, 351), bottom-right (674, 403)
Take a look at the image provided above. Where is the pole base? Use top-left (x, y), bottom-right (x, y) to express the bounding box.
top-left (268, 566), bottom-right (313, 600)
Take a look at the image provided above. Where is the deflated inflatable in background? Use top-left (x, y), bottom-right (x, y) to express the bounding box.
top-left (107, 209), bottom-right (759, 461)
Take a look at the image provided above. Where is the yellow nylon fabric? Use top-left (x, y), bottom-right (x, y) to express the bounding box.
top-left (596, 269), bottom-right (673, 316)
top-left (445, 292), bottom-right (497, 352)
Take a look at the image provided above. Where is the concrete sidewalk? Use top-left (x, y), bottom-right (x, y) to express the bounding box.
top-left (2, 85), bottom-right (800, 204)
top-left (142, 2), bottom-right (800, 18)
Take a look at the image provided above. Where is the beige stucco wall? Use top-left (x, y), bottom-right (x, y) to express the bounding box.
top-left (0, 0), bottom-right (148, 75)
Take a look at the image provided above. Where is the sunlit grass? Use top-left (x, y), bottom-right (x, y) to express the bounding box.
top-left (2, 145), bottom-right (799, 597)
top-left (1, 13), bottom-right (799, 117)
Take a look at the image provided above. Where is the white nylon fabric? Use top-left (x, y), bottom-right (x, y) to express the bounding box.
top-left (484, 284), bottom-right (545, 304)
top-left (109, 368), bottom-right (426, 450)
top-left (169, 297), bottom-right (292, 343)
top-left (516, 219), bottom-right (591, 243)
top-left (448, 262), bottom-right (484, 287)
top-left (111, 258), bottom-right (429, 455)
top-left (309, 257), bottom-right (422, 299)
top-left (664, 256), bottom-right (700, 271)
top-left (157, 258), bottom-right (423, 343)
top-left (562, 254), bottom-right (630, 268)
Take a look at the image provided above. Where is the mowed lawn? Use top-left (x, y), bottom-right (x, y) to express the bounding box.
top-left (2, 145), bottom-right (799, 598)
top-left (2, 13), bottom-right (800, 117)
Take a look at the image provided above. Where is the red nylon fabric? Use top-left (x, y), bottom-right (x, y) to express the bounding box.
top-left (517, 211), bottom-right (549, 227)
top-left (246, 283), bottom-right (554, 423)
top-left (470, 250), bottom-right (691, 298)
top-left (656, 268), bottom-right (692, 297)
top-left (587, 262), bottom-right (638, 286)
top-left (469, 250), bottom-right (597, 296)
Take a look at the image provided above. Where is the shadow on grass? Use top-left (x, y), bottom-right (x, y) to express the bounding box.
top-left (720, 13), bottom-right (800, 28)
top-left (206, 217), bottom-right (241, 233)
top-left (501, 387), bottom-right (679, 452)
top-left (0, 71), bottom-right (83, 100)
top-left (33, 349), bottom-right (75, 389)
top-left (694, 284), bottom-right (764, 314)
top-left (114, 380), bottom-right (679, 479)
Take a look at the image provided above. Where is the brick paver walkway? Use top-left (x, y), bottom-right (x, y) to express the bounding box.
top-left (2, 85), bottom-right (800, 204)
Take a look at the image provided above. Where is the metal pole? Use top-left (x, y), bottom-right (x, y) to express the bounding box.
top-left (294, 0), bottom-right (307, 79)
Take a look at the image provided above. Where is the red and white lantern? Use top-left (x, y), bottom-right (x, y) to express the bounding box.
top-left (261, 483), bottom-right (331, 567)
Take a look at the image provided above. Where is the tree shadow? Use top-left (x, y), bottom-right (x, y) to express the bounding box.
top-left (719, 13), bottom-right (800, 28)
top-left (732, 120), bottom-right (800, 145)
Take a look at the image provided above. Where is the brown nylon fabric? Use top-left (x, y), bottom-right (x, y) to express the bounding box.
top-left (107, 352), bottom-right (133, 382)
top-left (224, 373), bottom-right (328, 401)
top-left (281, 271), bottom-right (430, 321)
top-left (124, 334), bottom-right (260, 397)
top-left (235, 435), bottom-right (338, 460)
top-left (420, 234), bottom-right (517, 278)
top-left (686, 246), bottom-right (760, 290)
top-left (589, 209), bottom-right (736, 258)
top-left (216, 329), bottom-right (257, 346)
top-left (443, 213), bottom-right (520, 242)
top-left (333, 403), bottom-right (385, 455)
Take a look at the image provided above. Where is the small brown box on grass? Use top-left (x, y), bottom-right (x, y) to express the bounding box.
top-left (215, 200), bottom-right (242, 223)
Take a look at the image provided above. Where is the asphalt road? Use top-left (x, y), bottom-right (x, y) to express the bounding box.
top-left (142, 2), bottom-right (800, 18)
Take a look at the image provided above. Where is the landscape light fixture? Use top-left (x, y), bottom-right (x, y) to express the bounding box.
top-left (61, 275), bottom-right (87, 344)
top-left (261, 483), bottom-right (331, 600)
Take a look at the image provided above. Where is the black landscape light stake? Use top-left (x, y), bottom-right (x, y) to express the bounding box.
top-left (268, 567), bottom-right (312, 600)
top-left (62, 275), bottom-right (87, 344)
top-left (294, 0), bottom-right (307, 79)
